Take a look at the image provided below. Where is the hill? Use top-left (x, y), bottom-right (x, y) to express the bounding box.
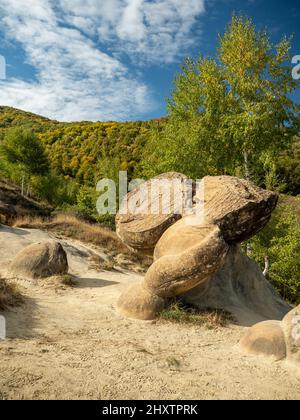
top-left (0, 106), bottom-right (163, 186)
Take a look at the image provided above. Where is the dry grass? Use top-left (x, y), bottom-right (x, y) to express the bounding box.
top-left (13, 214), bottom-right (151, 269)
top-left (0, 278), bottom-right (23, 311)
top-left (88, 255), bottom-right (116, 272)
top-left (56, 274), bottom-right (76, 287)
top-left (159, 300), bottom-right (235, 329)
top-left (14, 214), bottom-right (125, 252)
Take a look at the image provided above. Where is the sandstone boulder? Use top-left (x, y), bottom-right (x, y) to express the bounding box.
top-left (145, 221), bottom-right (229, 298)
top-left (117, 282), bottom-right (166, 320)
top-left (116, 174), bottom-right (282, 322)
top-left (10, 241), bottom-right (68, 279)
top-left (116, 172), bottom-right (190, 256)
top-left (239, 320), bottom-right (286, 360)
top-left (201, 176), bottom-right (278, 243)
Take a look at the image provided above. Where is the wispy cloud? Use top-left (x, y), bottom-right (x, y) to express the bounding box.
top-left (0, 0), bottom-right (206, 121)
top-left (61, 0), bottom-right (206, 64)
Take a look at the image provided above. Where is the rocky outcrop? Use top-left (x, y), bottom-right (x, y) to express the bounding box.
top-left (10, 241), bottom-right (68, 279)
top-left (117, 174), bottom-right (284, 322)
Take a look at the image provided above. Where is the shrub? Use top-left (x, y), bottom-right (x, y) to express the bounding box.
top-left (249, 196), bottom-right (300, 304)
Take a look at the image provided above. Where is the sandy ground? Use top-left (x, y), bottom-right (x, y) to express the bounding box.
top-left (0, 224), bottom-right (299, 400)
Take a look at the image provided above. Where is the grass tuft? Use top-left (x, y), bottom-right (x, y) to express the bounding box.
top-left (0, 278), bottom-right (23, 311)
top-left (159, 300), bottom-right (234, 329)
top-left (57, 274), bottom-right (76, 287)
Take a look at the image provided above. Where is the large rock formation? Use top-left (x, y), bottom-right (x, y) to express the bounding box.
top-left (116, 174), bottom-right (289, 324)
top-left (10, 241), bottom-right (68, 279)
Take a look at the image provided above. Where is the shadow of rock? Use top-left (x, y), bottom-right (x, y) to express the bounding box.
top-left (74, 277), bottom-right (119, 288)
top-left (62, 243), bottom-right (91, 258)
top-left (2, 295), bottom-right (39, 339)
top-left (0, 224), bottom-right (30, 236)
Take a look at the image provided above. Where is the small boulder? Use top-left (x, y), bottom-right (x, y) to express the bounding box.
top-left (239, 320), bottom-right (286, 361)
top-left (10, 241), bottom-right (68, 279)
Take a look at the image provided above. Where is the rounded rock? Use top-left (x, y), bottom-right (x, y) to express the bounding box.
top-left (145, 219), bottom-right (229, 298)
top-left (10, 241), bottom-right (68, 279)
top-left (239, 320), bottom-right (286, 360)
top-left (117, 282), bottom-right (166, 320)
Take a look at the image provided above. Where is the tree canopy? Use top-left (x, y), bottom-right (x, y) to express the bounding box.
top-left (142, 16), bottom-right (300, 184)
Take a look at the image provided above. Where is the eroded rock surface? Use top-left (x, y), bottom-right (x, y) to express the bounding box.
top-left (117, 174), bottom-right (283, 323)
top-left (10, 240), bottom-right (68, 279)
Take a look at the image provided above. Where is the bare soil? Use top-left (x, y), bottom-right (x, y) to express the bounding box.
top-left (0, 224), bottom-right (299, 400)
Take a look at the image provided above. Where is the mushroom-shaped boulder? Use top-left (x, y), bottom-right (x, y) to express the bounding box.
top-left (117, 174), bottom-right (282, 321)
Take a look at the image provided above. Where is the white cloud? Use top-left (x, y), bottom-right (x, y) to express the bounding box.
top-left (0, 0), bottom-right (153, 121)
top-left (118, 0), bottom-right (146, 42)
top-left (0, 0), bottom-right (206, 121)
top-left (60, 0), bottom-right (206, 64)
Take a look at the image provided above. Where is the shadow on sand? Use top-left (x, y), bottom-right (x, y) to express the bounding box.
top-left (74, 277), bottom-right (119, 288)
top-left (0, 224), bottom-right (31, 236)
top-left (2, 295), bottom-right (39, 339)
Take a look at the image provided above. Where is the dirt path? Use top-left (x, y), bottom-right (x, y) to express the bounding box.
top-left (0, 225), bottom-right (299, 400)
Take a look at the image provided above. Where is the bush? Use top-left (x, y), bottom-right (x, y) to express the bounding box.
top-left (31, 173), bottom-right (79, 207)
top-left (249, 196), bottom-right (300, 304)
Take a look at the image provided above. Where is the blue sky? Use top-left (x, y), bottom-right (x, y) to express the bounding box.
top-left (0, 0), bottom-right (299, 122)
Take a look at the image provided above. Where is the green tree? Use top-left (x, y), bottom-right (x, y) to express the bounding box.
top-left (250, 197), bottom-right (300, 304)
top-left (0, 128), bottom-right (50, 196)
top-left (143, 16), bottom-right (300, 181)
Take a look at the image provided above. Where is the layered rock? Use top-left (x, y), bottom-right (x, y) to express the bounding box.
top-left (182, 246), bottom-right (290, 326)
top-left (201, 176), bottom-right (278, 243)
top-left (116, 172), bottom-right (190, 256)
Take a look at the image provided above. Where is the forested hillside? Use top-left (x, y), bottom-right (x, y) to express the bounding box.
top-left (0, 106), bottom-right (161, 186)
